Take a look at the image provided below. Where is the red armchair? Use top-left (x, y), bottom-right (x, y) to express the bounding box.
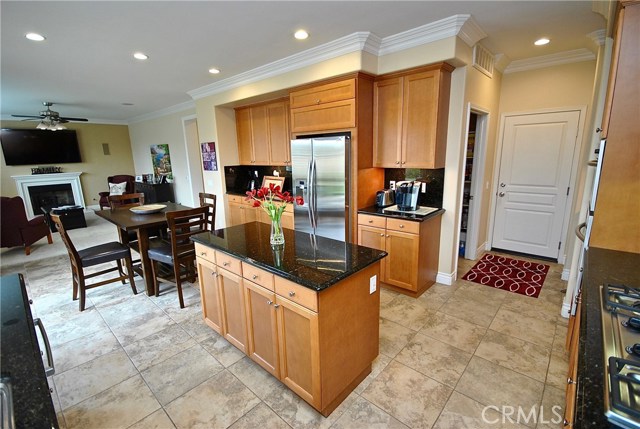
top-left (98, 175), bottom-right (135, 209)
top-left (0, 196), bottom-right (53, 255)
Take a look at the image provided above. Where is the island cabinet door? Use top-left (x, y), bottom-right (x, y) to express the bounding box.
top-left (196, 257), bottom-right (223, 334)
top-left (276, 297), bottom-right (321, 409)
top-left (384, 230), bottom-right (420, 291)
top-left (217, 267), bottom-right (248, 353)
top-left (244, 281), bottom-right (280, 377)
top-left (357, 224), bottom-right (386, 280)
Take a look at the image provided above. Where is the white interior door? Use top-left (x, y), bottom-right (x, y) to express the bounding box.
top-left (182, 117), bottom-right (204, 207)
top-left (492, 110), bottom-right (580, 259)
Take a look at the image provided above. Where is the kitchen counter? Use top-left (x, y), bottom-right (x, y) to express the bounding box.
top-left (0, 274), bottom-right (59, 429)
top-left (191, 221), bottom-right (387, 291)
top-left (358, 205), bottom-right (444, 222)
top-left (576, 247), bottom-right (640, 427)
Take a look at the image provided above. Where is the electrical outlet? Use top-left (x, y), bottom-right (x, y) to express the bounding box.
top-left (369, 275), bottom-right (377, 294)
top-left (389, 181), bottom-right (396, 190)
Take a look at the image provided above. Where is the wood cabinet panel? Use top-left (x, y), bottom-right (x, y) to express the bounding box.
top-left (249, 105), bottom-right (271, 165)
top-left (373, 77), bottom-right (403, 167)
top-left (267, 102), bottom-right (291, 165)
top-left (276, 296), bottom-right (321, 408)
top-left (196, 257), bottom-right (224, 334)
top-left (357, 214), bottom-right (386, 229)
top-left (402, 71), bottom-right (440, 168)
top-left (235, 99), bottom-right (289, 165)
top-left (194, 243), bottom-right (215, 264)
top-left (386, 217), bottom-right (420, 234)
top-left (242, 262), bottom-right (274, 291)
top-left (216, 252), bottom-right (242, 275)
top-left (275, 276), bottom-right (318, 312)
top-left (384, 230), bottom-right (420, 291)
top-left (236, 108), bottom-right (253, 165)
top-left (290, 78), bottom-right (356, 109)
top-left (218, 267), bottom-right (248, 353)
top-left (290, 99), bottom-right (356, 133)
top-left (245, 281), bottom-right (280, 377)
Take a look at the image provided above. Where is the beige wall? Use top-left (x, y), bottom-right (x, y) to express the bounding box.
top-left (0, 120), bottom-right (134, 207)
top-left (127, 107), bottom-right (196, 206)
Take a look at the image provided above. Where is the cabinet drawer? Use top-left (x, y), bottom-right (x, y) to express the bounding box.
top-left (228, 194), bottom-right (248, 204)
top-left (290, 78), bottom-right (356, 109)
top-left (290, 99), bottom-right (356, 133)
top-left (195, 243), bottom-right (215, 264)
top-left (242, 263), bottom-right (274, 291)
top-left (386, 218), bottom-right (420, 234)
top-left (275, 277), bottom-right (318, 312)
top-left (358, 214), bottom-right (386, 229)
top-left (216, 252), bottom-right (242, 276)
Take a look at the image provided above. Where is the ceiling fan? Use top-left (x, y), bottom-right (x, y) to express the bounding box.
top-left (12, 101), bottom-right (88, 130)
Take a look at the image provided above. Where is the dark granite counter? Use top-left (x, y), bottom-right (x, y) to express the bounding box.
top-left (0, 274), bottom-right (59, 429)
top-left (191, 222), bottom-right (387, 291)
top-left (576, 247), bottom-right (640, 428)
top-left (358, 205), bottom-right (444, 222)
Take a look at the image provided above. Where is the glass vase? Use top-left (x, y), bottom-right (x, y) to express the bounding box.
top-left (270, 217), bottom-right (285, 246)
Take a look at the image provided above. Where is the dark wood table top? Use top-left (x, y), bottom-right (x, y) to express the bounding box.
top-left (95, 202), bottom-right (192, 230)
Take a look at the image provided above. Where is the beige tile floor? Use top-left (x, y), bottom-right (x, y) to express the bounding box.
top-left (1, 214), bottom-right (569, 429)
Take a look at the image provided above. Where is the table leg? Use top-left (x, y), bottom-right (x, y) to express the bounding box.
top-left (136, 228), bottom-right (154, 296)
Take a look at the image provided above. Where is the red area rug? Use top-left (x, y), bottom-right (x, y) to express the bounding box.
top-left (462, 254), bottom-right (550, 298)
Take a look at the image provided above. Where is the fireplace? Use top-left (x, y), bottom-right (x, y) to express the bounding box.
top-left (12, 172), bottom-right (85, 218)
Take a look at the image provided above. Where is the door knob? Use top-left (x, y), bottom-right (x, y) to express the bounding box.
top-left (500, 183), bottom-right (506, 188)
top-left (499, 192), bottom-right (505, 197)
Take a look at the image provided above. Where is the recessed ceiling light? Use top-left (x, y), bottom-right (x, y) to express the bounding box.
top-left (133, 52), bottom-right (149, 60)
top-left (26, 33), bottom-right (45, 41)
top-left (294, 30), bottom-right (309, 40)
top-left (208, 68), bottom-right (221, 74)
top-left (122, 103), bottom-right (134, 106)
top-left (534, 38), bottom-right (550, 46)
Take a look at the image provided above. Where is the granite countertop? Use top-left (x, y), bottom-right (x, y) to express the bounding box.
top-left (0, 274), bottom-right (59, 429)
top-left (576, 247), bottom-right (640, 428)
top-left (358, 205), bottom-right (444, 222)
top-left (192, 222), bottom-right (387, 291)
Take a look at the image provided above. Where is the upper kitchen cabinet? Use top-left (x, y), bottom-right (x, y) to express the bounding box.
top-left (289, 78), bottom-right (357, 132)
top-left (373, 63), bottom-right (454, 169)
top-left (590, 1), bottom-right (640, 254)
top-left (235, 98), bottom-right (291, 166)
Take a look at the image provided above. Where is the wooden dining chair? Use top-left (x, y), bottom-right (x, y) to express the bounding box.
top-left (51, 214), bottom-right (137, 311)
top-left (108, 192), bottom-right (145, 210)
top-left (147, 206), bottom-right (208, 308)
top-left (199, 192), bottom-right (217, 231)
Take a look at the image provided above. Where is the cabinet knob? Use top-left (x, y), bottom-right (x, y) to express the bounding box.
top-left (267, 300), bottom-right (273, 305)
top-left (380, 233), bottom-right (384, 237)
top-left (223, 262), bottom-right (230, 267)
top-left (399, 224), bottom-right (404, 228)
top-left (567, 377), bottom-right (576, 385)
top-left (386, 234), bottom-right (390, 238)
top-left (252, 275), bottom-right (258, 280)
top-left (596, 127), bottom-right (602, 133)
top-left (316, 99), bottom-right (321, 104)
top-left (401, 161), bottom-right (406, 165)
top-left (368, 220), bottom-right (373, 223)
top-left (395, 161), bottom-right (400, 165)
top-left (274, 304), bottom-right (281, 309)
top-left (200, 252), bottom-right (206, 256)
top-left (289, 291), bottom-right (296, 297)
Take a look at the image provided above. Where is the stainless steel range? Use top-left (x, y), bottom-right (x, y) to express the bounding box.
top-left (601, 284), bottom-right (640, 428)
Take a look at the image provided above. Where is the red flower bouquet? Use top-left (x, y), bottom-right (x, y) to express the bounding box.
top-left (246, 183), bottom-right (303, 245)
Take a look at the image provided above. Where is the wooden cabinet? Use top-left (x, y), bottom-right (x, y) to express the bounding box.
top-left (564, 293), bottom-right (582, 428)
top-left (134, 182), bottom-right (174, 203)
top-left (228, 194), bottom-right (293, 228)
top-left (590, 2), bottom-right (640, 254)
top-left (289, 78), bottom-right (357, 132)
top-left (195, 247), bottom-right (380, 416)
top-left (373, 63), bottom-right (453, 169)
top-left (357, 213), bottom-right (441, 297)
top-left (235, 99), bottom-right (290, 166)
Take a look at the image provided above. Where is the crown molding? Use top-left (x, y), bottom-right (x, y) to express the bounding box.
top-left (587, 29), bottom-right (606, 46)
top-left (503, 48), bottom-right (596, 74)
top-left (493, 53), bottom-right (510, 73)
top-left (128, 100), bottom-right (195, 124)
top-left (458, 15), bottom-right (488, 47)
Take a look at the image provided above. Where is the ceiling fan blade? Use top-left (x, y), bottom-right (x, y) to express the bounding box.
top-left (12, 114), bottom-right (45, 119)
top-left (59, 117), bottom-right (89, 122)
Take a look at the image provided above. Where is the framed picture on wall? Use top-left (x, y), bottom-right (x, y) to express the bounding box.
top-left (261, 175), bottom-right (285, 191)
top-left (201, 142), bottom-right (218, 171)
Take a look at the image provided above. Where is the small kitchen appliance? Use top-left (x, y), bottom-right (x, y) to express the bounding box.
top-left (375, 189), bottom-right (395, 208)
top-left (601, 283), bottom-right (640, 428)
top-left (395, 181), bottom-right (420, 211)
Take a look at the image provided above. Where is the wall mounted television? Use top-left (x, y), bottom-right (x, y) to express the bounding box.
top-left (0, 129), bottom-right (82, 165)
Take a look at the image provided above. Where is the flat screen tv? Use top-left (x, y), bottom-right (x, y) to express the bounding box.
top-left (0, 129), bottom-right (82, 165)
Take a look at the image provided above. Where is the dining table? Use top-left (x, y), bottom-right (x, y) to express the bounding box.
top-left (95, 202), bottom-right (192, 296)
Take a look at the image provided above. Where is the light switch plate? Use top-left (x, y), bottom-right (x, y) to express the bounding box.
top-left (370, 275), bottom-right (377, 294)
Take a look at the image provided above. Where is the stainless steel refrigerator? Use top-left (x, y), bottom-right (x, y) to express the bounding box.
top-left (291, 134), bottom-right (349, 242)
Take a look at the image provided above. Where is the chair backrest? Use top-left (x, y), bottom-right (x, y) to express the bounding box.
top-left (107, 175), bottom-right (135, 194)
top-left (0, 196), bottom-right (30, 247)
top-left (198, 192), bottom-right (217, 231)
top-left (108, 193), bottom-right (145, 209)
top-left (166, 206), bottom-right (209, 261)
top-left (50, 214), bottom-right (82, 272)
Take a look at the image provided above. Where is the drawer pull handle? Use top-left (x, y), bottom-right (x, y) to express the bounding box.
top-left (200, 252), bottom-right (206, 256)
top-left (289, 291), bottom-right (296, 297)
top-left (380, 233), bottom-right (384, 237)
top-left (316, 99), bottom-right (321, 104)
top-left (399, 225), bottom-right (404, 228)
top-left (252, 275), bottom-right (258, 280)
top-left (274, 304), bottom-right (281, 309)
top-left (267, 300), bottom-right (273, 305)
top-left (386, 235), bottom-right (390, 238)
top-left (368, 220), bottom-right (373, 223)
top-left (223, 262), bottom-right (230, 267)
top-left (567, 377), bottom-right (576, 385)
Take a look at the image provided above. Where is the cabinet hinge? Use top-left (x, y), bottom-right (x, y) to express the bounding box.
top-left (566, 187), bottom-right (570, 196)
top-left (558, 241), bottom-right (562, 250)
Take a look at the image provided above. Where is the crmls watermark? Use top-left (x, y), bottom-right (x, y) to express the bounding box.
top-left (481, 405), bottom-right (564, 425)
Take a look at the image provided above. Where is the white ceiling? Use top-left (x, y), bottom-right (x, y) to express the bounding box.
top-left (1, 1), bottom-right (607, 124)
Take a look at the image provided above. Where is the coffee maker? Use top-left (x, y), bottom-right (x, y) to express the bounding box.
top-left (395, 181), bottom-right (420, 211)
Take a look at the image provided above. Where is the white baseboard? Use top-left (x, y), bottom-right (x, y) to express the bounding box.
top-left (436, 271), bottom-right (455, 286)
top-left (560, 302), bottom-right (571, 319)
top-left (86, 204), bottom-right (100, 211)
top-left (561, 268), bottom-right (570, 281)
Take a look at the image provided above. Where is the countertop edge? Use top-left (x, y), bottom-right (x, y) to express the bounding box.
top-left (357, 206), bottom-right (445, 222)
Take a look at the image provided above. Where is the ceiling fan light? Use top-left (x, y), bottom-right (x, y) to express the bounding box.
top-left (36, 121), bottom-right (48, 130)
top-left (54, 123), bottom-right (66, 130)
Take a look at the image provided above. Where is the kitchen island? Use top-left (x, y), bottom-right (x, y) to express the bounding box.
top-left (191, 222), bottom-right (387, 416)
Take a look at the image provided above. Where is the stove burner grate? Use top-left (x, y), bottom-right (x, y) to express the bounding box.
top-left (603, 284), bottom-right (640, 315)
top-left (608, 356), bottom-right (640, 419)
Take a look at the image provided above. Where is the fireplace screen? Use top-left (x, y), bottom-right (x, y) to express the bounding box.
top-left (29, 184), bottom-right (75, 215)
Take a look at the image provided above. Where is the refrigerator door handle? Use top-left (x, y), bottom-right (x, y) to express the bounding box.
top-left (306, 160), bottom-right (314, 230)
top-left (311, 159), bottom-right (318, 229)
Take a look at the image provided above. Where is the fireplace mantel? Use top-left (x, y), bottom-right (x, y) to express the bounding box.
top-left (12, 172), bottom-right (85, 217)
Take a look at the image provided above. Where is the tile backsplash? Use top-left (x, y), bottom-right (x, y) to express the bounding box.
top-left (384, 168), bottom-right (444, 208)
